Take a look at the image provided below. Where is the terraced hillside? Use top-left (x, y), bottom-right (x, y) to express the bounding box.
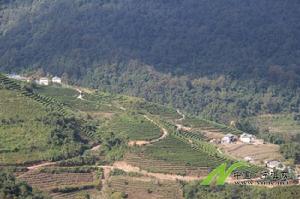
top-left (0, 75), bottom-right (92, 165)
top-left (18, 167), bottom-right (102, 199)
top-left (35, 85), bottom-right (169, 141)
top-left (0, 89), bottom-right (84, 165)
top-left (250, 114), bottom-right (300, 137)
top-left (177, 116), bottom-right (243, 136)
top-left (0, 74), bottom-right (68, 115)
top-left (28, 83), bottom-right (258, 173)
top-left (108, 175), bottom-right (184, 199)
top-left (1, 75), bottom-right (285, 198)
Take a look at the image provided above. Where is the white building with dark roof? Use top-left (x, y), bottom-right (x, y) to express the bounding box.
top-left (221, 133), bottom-right (236, 144)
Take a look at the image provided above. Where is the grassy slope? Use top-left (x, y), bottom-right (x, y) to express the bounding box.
top-left (100, 113), bottom-right (161, 141)
top-left (0, 89), bottom-right (49, 164)
top-left (0, 89), bottom-right (82, 165)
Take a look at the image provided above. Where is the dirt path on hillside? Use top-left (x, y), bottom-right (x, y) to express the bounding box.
top-left (128, 115), bottom-right (168, 146)
top-left (176, 109), bottom-right (185, 121)
top-left (99, 161), bottom-right (202, 182)
top-left (27, 162), bottom-right (56, 170)
top-left (91, 144), bottom-right (101, 151)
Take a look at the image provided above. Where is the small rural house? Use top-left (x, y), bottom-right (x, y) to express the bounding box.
top-left (38, 77), bottom-right (49, 86)
top-left (221, 133), bottom-right (236, 144)
top-left (239, 133), bottom-right (255, 144)
top-left (266, 160), bottom-right (286, 171)
top-left (52, 76), bottom-right (62, 84)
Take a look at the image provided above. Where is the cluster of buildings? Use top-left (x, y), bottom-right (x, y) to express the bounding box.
top-left (7, 74), bottom-right (62, 86)
top-left (221, 133), bottom-right (290, 173)
top-left (37, 76), bottom-right (62, 86)
top-left (221, 133), bottom-right (264, 144)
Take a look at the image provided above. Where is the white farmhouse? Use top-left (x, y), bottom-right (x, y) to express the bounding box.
top-left (52, 76), bottom-right (62, 84)
top-left (239, 133), bottom-right (255, 144)
top-left (221, 133), bottom-right (236, 144)
top-left (38, 77), bottom-right (49, 86)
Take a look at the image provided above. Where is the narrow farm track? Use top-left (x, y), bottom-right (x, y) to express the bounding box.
top-left (99, 162), bottom-right (203, 182)
top-left (27, 162), bottom-right (57, 170)
top-left (176, 109), bottom-right (186, 121)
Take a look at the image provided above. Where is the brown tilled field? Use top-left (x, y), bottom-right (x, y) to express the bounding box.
top-left (18, 170), bottom-right (95, 190)
top-left (108, 176), bottom-right (184, 199)
top-left (220, 142), bottom-right (284, 164)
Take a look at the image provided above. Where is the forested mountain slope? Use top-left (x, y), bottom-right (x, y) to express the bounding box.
top-left (1, 0), bottom-right (299, 76)
top-left (1, 0), bottom-right (300, 121)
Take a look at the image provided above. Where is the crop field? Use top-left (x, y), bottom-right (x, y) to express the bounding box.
top-left (14, 166), bottom-right (103, 198)
top-left (0, 74), bottom-right (67, 115)
top-left (220, 142), bottom-right (284, 164)
top-left (50, 189), bottom-right (100, 199)
top-left (108, 175), bottom-right (184, 199)
top-left (99, 113), bottom-right (162, 141)
top-left (36, 85), bottom-right (121, 113)
top-left (19, 170), bottom-right (96, 190)
top-left (179, 116), bottom-right (242, 135)
top-left (124, 153), bottom-right (209, 176)
top-left (0, 89), bottom-right (60, 164)
top-left (144, 136), bottom-right (227, 168)
top-left (125, 135), bottom-right (226, 175)
top-left (250, 114), bottom-right (300, 136)
top-left (131, 101), bottom-right (181, 120)
top-left (0, 77), bottom-right (87, 165)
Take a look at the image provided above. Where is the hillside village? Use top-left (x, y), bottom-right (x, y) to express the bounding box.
top-left (220, 133), bottom-right (287, 172)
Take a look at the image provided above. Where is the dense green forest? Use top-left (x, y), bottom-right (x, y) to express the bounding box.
top-left (1, 0), bottom-right (300, 121)
top-left (81, 62), bottom-right (300, 122)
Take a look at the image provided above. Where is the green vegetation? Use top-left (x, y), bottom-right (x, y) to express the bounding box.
top-left (144, 135), bottom-right (226, 168)
top-left (39, 166), bottom-right (102, 174)
top-left (280, 143), bottom-right (300, 164)
top-left (0, 170), bottom-right (45, 199)
top-left (250, 114), bottom-right (300, 136)
top-left (0, 89), bottom-right (81, 164)
top-left (35, 85), bottom-right (121, 113)
top-left (99, 131), bottom-right (128, 163)
top-left (0, 74), bottom-right (67, 115)
top-left (180, 116), bottom-right (242, 135)
top-left (183, 183), bottom-right (300, 199)
top-left (247, 114), bottom-right (300, 164)
top-left (99, 113), bottom-right (161, 141)
top-left (1, 0), bottom-right (299, 77)
top-left (108, 176), bottom-right (183, 199)
top-left (0, 76), bottom-right (97, 165)
top-left (1, 0), bottom-right (300, 123)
